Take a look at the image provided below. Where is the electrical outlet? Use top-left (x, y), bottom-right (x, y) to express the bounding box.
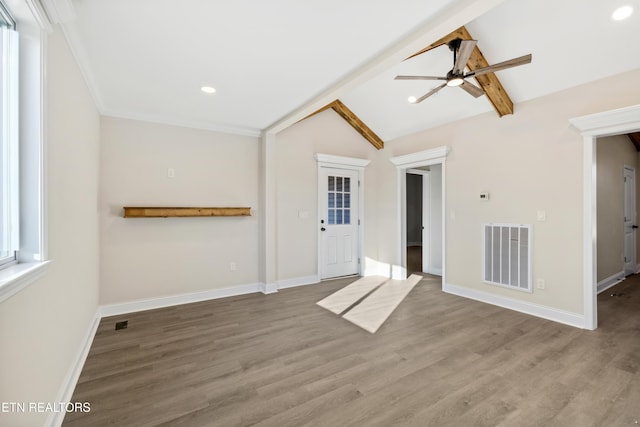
top-left (230, 262), bottom-right (237, 271)
top-left (536, 279), bottom-right (545, 290)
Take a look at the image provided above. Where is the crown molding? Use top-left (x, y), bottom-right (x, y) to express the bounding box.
top-left (102, 110), bottom-right (262, 138)
top-left (23, 0), bottom-right (52, 31)
top-left (24, 0), bottom-right (75, 32)
top-left (40, 0), bottom-right (75, 24)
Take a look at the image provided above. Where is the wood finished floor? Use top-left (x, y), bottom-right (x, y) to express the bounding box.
top-left (65, 274), bottom-right (640, 427)
top-left (407, 246), bottom-right (422, 276)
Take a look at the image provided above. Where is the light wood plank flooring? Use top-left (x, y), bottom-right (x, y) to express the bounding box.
top-left (64, 274), bottom-right (640, 426)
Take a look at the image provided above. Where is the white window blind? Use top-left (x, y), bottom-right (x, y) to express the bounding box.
top-left (483, 224), bottom-right (532, 292)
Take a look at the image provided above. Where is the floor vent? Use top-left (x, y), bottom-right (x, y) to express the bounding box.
top-left (483, 223), bottom-right (532, 292)
top-left (115, 320), bottom-right (128, 330)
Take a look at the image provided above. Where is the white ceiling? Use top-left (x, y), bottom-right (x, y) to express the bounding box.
top-left (63, 0), bottom-right (640, 140)
top-left (343, 0), bottom-right (640, 140)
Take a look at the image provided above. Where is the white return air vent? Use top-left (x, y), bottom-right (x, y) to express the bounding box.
top-left (483, 224), bottom-right (532, 292)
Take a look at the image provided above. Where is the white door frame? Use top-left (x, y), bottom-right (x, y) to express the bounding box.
top-left (623, 165), bottom-right (636, 276)
top-left (315, 153), bottom-right (370, 279)
top-left (407, 169), bottom-right (430, 273)
top-left (390, 146), bottom-right (449, 281)
top-left (570, 103), bottom-right (640, 330)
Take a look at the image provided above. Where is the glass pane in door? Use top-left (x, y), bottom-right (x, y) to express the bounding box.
top-left (327, 174), bottom-right (351, 226)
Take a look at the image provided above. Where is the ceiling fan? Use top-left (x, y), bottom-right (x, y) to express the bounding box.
top-left (395, 38), bottom-right (532, 104)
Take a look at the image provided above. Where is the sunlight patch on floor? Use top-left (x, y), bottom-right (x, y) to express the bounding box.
top-left (316, 276), bottom-right (387, 314)
top-left (317, 274), bottom-right (422, 333)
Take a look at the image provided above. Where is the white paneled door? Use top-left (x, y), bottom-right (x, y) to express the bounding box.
top-left (320, 167), bottom-right (359, 279)
top-left (623, 166), bottom-right (636, 276)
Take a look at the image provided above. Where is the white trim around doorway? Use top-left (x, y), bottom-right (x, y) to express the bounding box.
top-left (570, 103), bottom-right (640, 330)
top-left (390, 146), bottom-right (450, 281)
top-left (315, 153), bottom-right (370, 280)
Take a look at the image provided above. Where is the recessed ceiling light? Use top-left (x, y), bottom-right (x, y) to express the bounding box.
top-left (612, 5), bottom-right (633, 20)
top-left (200, 86), bottom-right (216, 94)
top-left (408, 96), bottom-right (417, 103)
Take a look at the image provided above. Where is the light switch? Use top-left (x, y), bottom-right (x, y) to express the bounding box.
top-left (537, 210), bottom-right (546, 221)
top-left (167, 168), bottom-right (175, 178)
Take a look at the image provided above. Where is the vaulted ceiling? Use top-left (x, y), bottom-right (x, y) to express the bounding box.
top-left (62, 0), bottom-right (640, 142)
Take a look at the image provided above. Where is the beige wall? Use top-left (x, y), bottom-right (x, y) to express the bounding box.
top-left (596, 135), bottom-right (638, 281)
top-left (372, 68), bottom-right (640, 315)
top-left (0, 28), bottom-right (100, 426)
top-left (274, 110), bottom-right (379, 281)
top-left (99, 117), bottom-right (260, 304)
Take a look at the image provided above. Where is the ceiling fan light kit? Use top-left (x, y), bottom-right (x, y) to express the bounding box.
top-left (446, 77), bottom-right (464, 87)
top-left (395, 38), bottom-right (532, 104)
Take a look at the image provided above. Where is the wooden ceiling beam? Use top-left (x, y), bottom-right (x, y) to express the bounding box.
top-left (408, 25), bottom-right (515, 117)
top-left (330, 100), bottom-right (384, 150)
top-left (303, 100), bottom-right (384, 150)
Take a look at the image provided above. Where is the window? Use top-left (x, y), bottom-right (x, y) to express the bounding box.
top-left (0, 0), bottom-right (18, 270)
top-left (0, 0), bottom-right (48, 302)
top-left (327, 175), bottom-right (351, 225)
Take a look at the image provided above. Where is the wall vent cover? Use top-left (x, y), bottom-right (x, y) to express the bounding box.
top-left (483, 223), bottom-right (532, 292)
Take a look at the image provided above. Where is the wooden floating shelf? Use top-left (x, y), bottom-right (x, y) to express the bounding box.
top-left (123, 207), bottom-right (251, 218)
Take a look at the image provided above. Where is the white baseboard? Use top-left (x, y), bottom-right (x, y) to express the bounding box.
top-left (260, 282), bottom-right (278, 294)
top-left (277, 275), bottom-right (320, 290)
top-left (597, 271), bottom-right (625, 294)
top-left (391, 264), bottom-right (406, 280)
top-left (100, 282), bottom-right (262, 317)
top-left (427, 267), bottom-right (442, 276)
top-left (47, 309), bottom-right (101, 427)
top-left (443, 282), bottom-right (586, 329)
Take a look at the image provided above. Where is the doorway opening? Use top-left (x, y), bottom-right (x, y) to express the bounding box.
top-left (571, 103), bottom-right (640, 330)
top-left (390, 146), bottom-right (449, 281)
top-left (406, 166), bottom-right (443, 277)
top-left (595, 136), bottom-right (638, 296)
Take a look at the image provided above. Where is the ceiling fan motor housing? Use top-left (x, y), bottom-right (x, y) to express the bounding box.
top-left (447, 38), bottom-right (463, 52)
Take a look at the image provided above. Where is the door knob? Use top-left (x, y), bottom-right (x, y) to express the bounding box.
top-left (633, 225), bottom-right (638, 229)
top-left (321, 227), bottom-right (326, 231)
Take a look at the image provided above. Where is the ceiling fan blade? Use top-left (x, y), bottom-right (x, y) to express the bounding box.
top-left (452, 40), bottom-right (477, 75)
top-left (459, 80), bottom-right (485, 98)
top-left (394, 75), bottom-right (447, 81)
top-left (414, 83), bottom-right (447, 104)
top-left (466, 54), bottom-right (532, 78)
